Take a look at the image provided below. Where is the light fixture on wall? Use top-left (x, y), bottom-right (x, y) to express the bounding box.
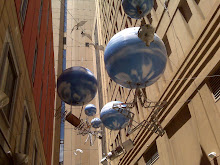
top-left (208, 152), bottom-right (217, 158)
top-left (0, 90), bottom-right (9, 109)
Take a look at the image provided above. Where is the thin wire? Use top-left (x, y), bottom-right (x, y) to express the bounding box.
top-left (58, 0), bottom-right (84, 31)
top-left (79, 105), bottom-right (84, 119)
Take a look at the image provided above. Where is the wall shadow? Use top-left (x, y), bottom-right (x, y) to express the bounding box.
top-left (200, 146), bottom-right (211, 165)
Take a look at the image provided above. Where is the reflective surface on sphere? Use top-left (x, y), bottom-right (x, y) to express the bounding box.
top-left (122, 0), bottom-right (154, 19)
top-left (100, 101), bottom-right (130, 130)
top-left (104, 27), bottom-right (167, 89)
top-left (85, 104), bottom-right (97, 116)
top-left (91, 118), bottom-right (102, 128)
top-left (57, 66), bottom-right (98, 106)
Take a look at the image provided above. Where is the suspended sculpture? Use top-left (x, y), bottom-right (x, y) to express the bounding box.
top-left (104, 27), bottom-right (167, 89)
top-left (100, 101), bottom-right (131, 130)
top-left (91, 118), bottom-right (102, 128)
top-left (122, 0), bottom-right (154, 19)
top-left (57, 66), bottom-right (98, 106)
top-left (85, 104), bottom-right (97, 116)
top-left (65, 112), bottom-right (102, 146)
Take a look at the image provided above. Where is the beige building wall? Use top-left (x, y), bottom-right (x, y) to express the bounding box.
top-left (95, 0), bottom-right (220, 165)
top-left (0, 0), bottom-right (47, 164)
top-left (62, 0), bottom-right (101, 165)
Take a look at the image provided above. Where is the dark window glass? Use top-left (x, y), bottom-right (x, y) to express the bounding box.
top-left (147, 13), bottom-right (152, 24)
top-left (208, 67), bottom-right (220, 101)
top-left (143, 142), bottom-right (159, 165)
top-left (0, 49), bottom-right (17, 120)
top-left (153, 0), bottom-right (158, 10)
top-left (195, 0), bottom-right (200, 4)
top-left (20, 106), bottom-right (31, 154)
top-left (178, 0), bottom-right (192, 23)
top-left (162, 34), bottom-right (172, 57)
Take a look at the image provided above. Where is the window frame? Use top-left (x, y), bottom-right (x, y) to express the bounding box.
top-left (32, 141), bottom-right (38, 165)
top-left (20, 0), bottom-right (29, 27)
top-left (0, 28), bottom-right (20, 126)
top-left (19, 100), bottom-right (31, 154)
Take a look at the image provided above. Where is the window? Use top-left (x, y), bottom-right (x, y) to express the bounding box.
top-left (20, 0), bottom-right (29, 26)
top-left (32, 42), bottom-right (38, 84)
top-left (143, 142), bottom-right (159, 165)
top-left (208, 67), bottom-right (220, 101)
top-left (0, 43), bottom-right (18, 122)
top-left (178, 0), bottom-right (192, 23)
top-left (153, 0), bottom-right (158, 11)
top-left (19, 102), bottom-right (31, 154)
top-left (147, 13), bottom-right (152, 24)
top-left (166, 105), bottom-right (191, 139)
top-left (162, 34), bottom-right (172, 57)
top-left (38, 0), bottom-right (43, 33)
top-left (63, 37), bottom-right (66, 45)
top-left (32, 143), bottom-right (38, 165)
top-left (119, 6), bottom-right (122, 16)
top-left (125, 20), bottom-right (128, 28)
top-left (194, 0), bottom-right (200, 4)
top-left (128, 17), bottom-right (132, 25)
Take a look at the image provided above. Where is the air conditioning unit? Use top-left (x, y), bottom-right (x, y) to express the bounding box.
top-left (122, 139), bottom-right (134, 152)
top-left (13, 153), bottom-right (28, 165)
top-left (100, 139), bottom-right (134, 163)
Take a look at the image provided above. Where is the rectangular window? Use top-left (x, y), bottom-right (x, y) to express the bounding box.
top-left (153, 0), bottom-right (158, 11)
top-left (208, 67), bottom-right (220, 101)
top-left (20, 0), bottom-right (29, 26)
top-left (143, 142), bottom-right (159, 165)
top-left (119, 6), bottom-right (122, 16)
top-left (125, 20), bottom-right (128, 28)
top-left (19, 103), bottom-right (31, 154)
top-left (147, 13), bottom-right (152, 24)
top-left (63, 37), bottom-right (66, 45)
top-left (178, 0), bottom-right (192, 23)
top-left (195, 0), bottom-right (200, 4)
top-left (128, 17), bottom-right (132, 25)
top-left (38, 0), bottom-right (43, 33)
top-left (0, 47), bottom-right (17, 121)
top-left (162, 34), bottom-right (172, 57)
top-left (166, 105), bottom-right (191, 139)
top-left (32, 42), bottom-right (38, 84)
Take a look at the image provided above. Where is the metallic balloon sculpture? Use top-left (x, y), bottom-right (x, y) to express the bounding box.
top-left (85, 104), bottom-right (97, 116)
top-left (122, 0), bottom-right (156, 47)
top-left (100, 0), bottom-right (168, 163)
top-left (100, 101), bottom-right (131, 130)
top-left (122, 0), bottom-right (154, 19)
top-left (57, 66), bottom-right (98, 106)
top-left (57, 66), bottom-right (102, 146)
top-left (104, 27), bottom-right (167, 89)
top-left (102, 1), bottom-right (167, 138)
top-left (65, 111), bottom-right (102, 146)
top-left (91, 118), bottom-right (102, 128)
